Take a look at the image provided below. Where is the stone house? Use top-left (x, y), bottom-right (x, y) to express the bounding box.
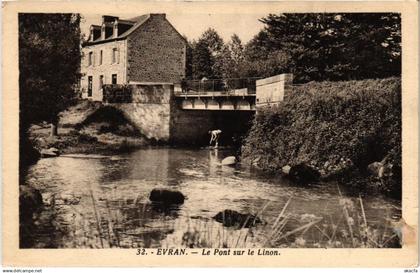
top-left (80, 14), bottom-right (187, 101)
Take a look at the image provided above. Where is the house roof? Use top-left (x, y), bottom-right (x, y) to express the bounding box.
top-left (118, 14), bottom-right (150, 39)
top-left (84, 14), bottom-right (187, 46)
top-left (85, 14), bottom-right (150, 46)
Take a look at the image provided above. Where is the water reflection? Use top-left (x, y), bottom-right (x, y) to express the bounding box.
top-left (23, 147), bottom-right (401, 248)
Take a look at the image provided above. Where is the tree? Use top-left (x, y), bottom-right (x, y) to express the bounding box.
top-left (229, 34), bottom-right (245, 67)
top-left (246, 13), bottom-right (401, 83)
top-left (218, 34), bottom-right (246, 79)
top-left (191, 39), bottom-right (214, 79)
top-left (241, 50), bottom-right (291, 79)
top-left (19, 13), bottom-right (82, 136)
top-left (183, 35), bottom-right (193, 79)
top-left (191, 28), bottom-right (225, 79)
top-left (19, 13), bottom-right (82, 169)
top-left (200, 28), bottom-right (224, 55)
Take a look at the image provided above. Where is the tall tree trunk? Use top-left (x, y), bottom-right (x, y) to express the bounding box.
top-left (50, 120), bottom-right (58, 137)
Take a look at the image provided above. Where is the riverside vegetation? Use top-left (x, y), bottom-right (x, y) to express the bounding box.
top-left (242, 77), bottom-right (402, 198)
top-left (29, 188), bottom-right (399, 248)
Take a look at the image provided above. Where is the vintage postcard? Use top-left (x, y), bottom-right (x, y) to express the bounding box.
top-left (2, 0), bottom-right (418, 268)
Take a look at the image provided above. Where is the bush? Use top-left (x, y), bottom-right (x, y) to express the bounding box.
top-left (242, 77), bottom-right (401, 194)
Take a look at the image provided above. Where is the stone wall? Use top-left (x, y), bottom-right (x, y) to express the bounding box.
top-left (255, 73), bottom-right (293, 107)
top-left (80, 40), bottom-right (127, 101)
top-left (115, 103), bottom-right (170, 141)
top-left (107, 84), bottom-right (172, 141)
top-left (127, 14), bottom-right (187, 83)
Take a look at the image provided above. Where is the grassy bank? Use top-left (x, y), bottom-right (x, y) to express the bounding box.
top-left (29, 100), bottom-right (151, 155)
top-left (242, 77), bottom-right (401, 197)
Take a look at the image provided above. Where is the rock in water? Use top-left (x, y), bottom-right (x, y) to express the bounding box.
top-left (282, 165), bottom-right (291, 175)
top-left (288, 163), bottom-right (320, 184)
top-left (221, 156), bottom-right (237, 166)
top-left (213, 209), bottom-right (262, 228)
top-left (149, 188), bottom-right (185, 205)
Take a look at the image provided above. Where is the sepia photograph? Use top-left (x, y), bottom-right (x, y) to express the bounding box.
top-left (2, 0), bottom-right (419, 268)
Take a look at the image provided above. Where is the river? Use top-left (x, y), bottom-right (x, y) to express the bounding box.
top-left (23, 147), bottom-right (402, 248)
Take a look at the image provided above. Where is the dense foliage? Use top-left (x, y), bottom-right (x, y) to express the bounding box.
top-left (242, 77), bottom-right (401, 194)
top-left (246, 13), bottom-right (401, 83)
top-left (187, 13), bottom-right (401, 83)
top-left (190, 28), bottom-right (225, 79)
top-left (19, 13), bottom-right (82, 167)
top-left (19, 13), bottom-right (82, 127)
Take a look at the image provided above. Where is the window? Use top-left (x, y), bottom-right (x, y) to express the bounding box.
top-left (112, 48), bottom-right (118, 63)
top-left (112, 74), bottom-right (117, 84)
top-left (99, 75), bottom-right (104, 89)
top-left (99, 50), bottom-right (103, 65)
top-left (88, 76), bottom-right (93, 97)
top-left (88, 52), bottom-right (93, 66)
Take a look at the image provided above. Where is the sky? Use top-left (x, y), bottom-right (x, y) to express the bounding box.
top-left (81, 13), bottom-right (266, 43)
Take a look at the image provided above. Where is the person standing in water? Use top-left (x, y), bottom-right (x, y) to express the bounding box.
top-left (209, 129), bottom-right (222, 148)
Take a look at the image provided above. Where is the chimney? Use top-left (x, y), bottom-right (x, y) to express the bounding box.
top-left (113, 19), bottom-right (119, 38)
top-left (150, 13), bottom-right (166, 19)
top-left (101, 24), bottom-right (106, 40)
top-left (100, 15), bottom-right (120, 40)
top-left (102, 15), bottom-right (119, 23)
top-left (114, 19), bottom-right (135, 37)
top-left (90, 25), bottom-right (101, 41)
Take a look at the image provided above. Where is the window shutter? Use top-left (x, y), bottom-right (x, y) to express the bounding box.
top-left (117, 47), bottom-right (120, 64)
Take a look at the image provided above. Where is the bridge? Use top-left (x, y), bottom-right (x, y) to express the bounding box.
top-left (99, 73), bottom-right (293, 145)
top-left (173, 74), bottom-right (293, 111)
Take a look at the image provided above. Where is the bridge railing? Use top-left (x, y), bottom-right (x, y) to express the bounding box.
top-left (181, 77), bottom-right (262, 94)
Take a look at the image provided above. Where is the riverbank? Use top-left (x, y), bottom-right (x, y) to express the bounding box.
top-left (241, 77), bottom-right (402, 198)
top-left (28, 100), bottom-right (152, 155)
